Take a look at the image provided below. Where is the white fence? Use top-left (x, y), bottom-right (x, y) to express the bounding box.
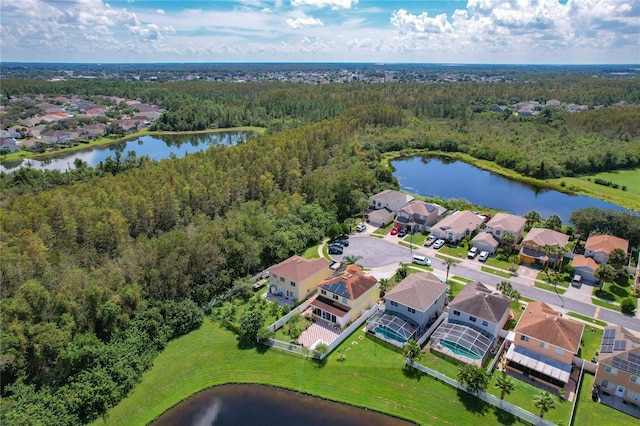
top-left (408, 359), bottom-right (556, 426)
top-left (321, 304), bottom-right (380, 358)
top-left (262, 338), bottom-right (313, 358)
top-left (266, 297), bottom-right (316, 333)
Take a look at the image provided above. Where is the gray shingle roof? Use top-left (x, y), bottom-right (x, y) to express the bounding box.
top-left (448, 281), bottom-right (510, 323)
top-left (385, 271), bottom-right (447, 312)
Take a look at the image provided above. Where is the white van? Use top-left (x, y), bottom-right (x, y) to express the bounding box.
top-left (412, 255), bottom-right (431, 266)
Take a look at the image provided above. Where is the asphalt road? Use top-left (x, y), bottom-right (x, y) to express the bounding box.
top-left (330, 233), bottom-right (640, 332)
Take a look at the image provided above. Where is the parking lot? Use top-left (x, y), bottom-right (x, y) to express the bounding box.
top-left (330, 234), bottom-right (417, 268)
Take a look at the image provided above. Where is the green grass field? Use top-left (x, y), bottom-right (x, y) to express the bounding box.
top-left (573, 373), bottom-right (640, 426)
top-left (99, 319), bottom-right (535, 426)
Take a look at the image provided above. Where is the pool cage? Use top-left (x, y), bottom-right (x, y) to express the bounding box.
top-left (366, 310), bottom-right (418, 347)
top-left (429, 321), bottom-right (493, 363)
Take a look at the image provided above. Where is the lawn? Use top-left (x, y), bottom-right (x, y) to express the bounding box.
top-left (573, 372), bottom-right (640, 426)
top-left (99, 319), bottom-right (529, 426)
top-left (536, 271), bottom-right (571, 288)
top-left (406, 232), bottom-right (429, 246)
top-left (373, 222), bottom-right (395, 236)
top-left (452, 275), bottom-right (473, 283)
top-left (579, 327), bottom-right (604, 361)
top-left (481, 266), bottom-right (513, 279)
top-left (447, 280), bottom-right (466, 297)
top-left (534, 281), bottom-right (568, 295)
top-left (302, 243), bottom-right (321, 259)
top-left (440, 245), bottom-right (467, 258)
top-left (566, 312), bottom-right (607, 327)
top-left (549, 173), bottom-right (640, 212)
top-left (484, 257), bottom-right (513, 270)
top-left (593, 281), bottom-right (636, 309)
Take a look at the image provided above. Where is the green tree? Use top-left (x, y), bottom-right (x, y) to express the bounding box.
top-left (495, 373), bottom-right (515, 400)
top-left (238, 309), bottom-right (265, 342)
top-left (496, 281), bottom-right (520, 302)
top-left (594, 263), bottom-right (616, 288)
top-left (378, 278), bottom-right (390, 298)
top-left (524, 211), bottom-right (541, 231)
top-left (314, 342), bottom-right (329, 358)
top-left (443, 256), bottom-right (457, 283)
top-left (396, 262), bottom-right (408, 280)
top-left (343, 255), bottom-right (363, 266)
top-left (403, 339), bottom-right (422, 364)
top-left (533, 391), bottom-right (556, 418)
top-left (457, 364), bottom-right (489, 394)
top-left (500, 231), bottom-right (516, 248)
top-left (621, 298), bottom-right (636, 315)
top-left (545, 214), bottom-right (562, 231)
top-left (607, 248), bottom-right (627, 270)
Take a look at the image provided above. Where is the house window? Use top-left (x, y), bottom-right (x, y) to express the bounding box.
top-left (555, 347), bottom-right (564, 356)
top-left (343, 297), bottom-right (348, 304)
top-left (290, 281), bottom-right (296, 287)
top-left (602, 380), bottom-right (612, 390)
top-left (469, 316), bottom-right (476, 323)
top-left (452, 310), bottom-right (460, 316)
top-left (539, 342), bottom-right (549, 350)
top-left (408, 307), bottom-right (416, 314)
top-left (495, 230), bottom-right (501, 236)
top-left (280, 276), bottom-right (285, 282)
top-left (333, 295), bottom-right (339, 301)
top-left (631, 375), bottom-right (639, 384)
top-left (482, 321), bottom-right (488, 327)
top-left (605, 365), bottom-right (618, 376)
top-left (628, 390), bottom-right (640, 403)
top-left (390, 301), bottom-right (398, 307)
top-left (321, 289), bottom-right (326, 295)
top-left (520, 335), bottom-right (529, 342)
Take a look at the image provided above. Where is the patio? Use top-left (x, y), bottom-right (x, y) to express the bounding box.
top-left (596, 390), bottom-right (640, 419)
top-left (297, 318), bottom-right (342, 349)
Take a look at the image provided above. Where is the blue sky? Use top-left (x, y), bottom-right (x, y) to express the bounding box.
top-left (1, 0), bottom-right (638, 63)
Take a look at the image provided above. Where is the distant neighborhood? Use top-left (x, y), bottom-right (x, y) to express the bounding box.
top-left (0, 94), bottom-right (163, 155)
top-left (255, 188), bottom-right (640, 422)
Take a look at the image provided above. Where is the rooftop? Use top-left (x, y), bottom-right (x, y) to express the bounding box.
top-left (515, 302), bottom-right (584, 354)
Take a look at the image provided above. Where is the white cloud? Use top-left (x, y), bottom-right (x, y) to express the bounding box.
top-left (286, 16), bottom-right (324, 29)
top-left (156, 9), bottom-right (165, 15)
top-left (390, 10), bottom-right (452, 34)
top-left (291, 0), bottom-right (358, 10)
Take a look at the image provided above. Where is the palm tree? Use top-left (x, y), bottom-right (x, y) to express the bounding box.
top-left (594, 263), bottom-right (616, 289)
top-left (501, 231), bottom-right (516, 248)
top-left (443, 256), bottom-right (457, 283)
top-left (495, 373), bottom-right (515, 400)
top-left (403, 339), bottom-right (422, 364)
top-left (343, 255), bottom-right (363, 266)
top-left (524, 211), bottom-right (541, 231)
top-left (457, 364), bottom-right (489, 394)
top-left (533, 391), bottom-right (556, 418)
top-left (378, 278), bottom-right (390, 298)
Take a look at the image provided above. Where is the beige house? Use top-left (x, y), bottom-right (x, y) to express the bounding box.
top-left (394, 201), bottom-right (445, 233)
top-left (430, 210), bottom-right (485, 243)
top-left (471, 232), bottom-right (500, 255)
top-left (594, 326), bottom-right (640, 415)
top-left (585, 234), bottom-right (629, 265)
top-left (519, 228), bottom-right (569, 265)
top-left (485, 213), bottom-right (526, 244)
top-left (369, 189), bottom-right (413, 212)
top-left (268, 255), bottom-right (332, 302)
top-left (310, 265), bottom-right (378, 328)
top-left (506, 302), bottom-right (584, 389)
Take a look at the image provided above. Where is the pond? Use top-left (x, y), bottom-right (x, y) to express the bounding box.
top-left (0, 130), bottom-right (253, 172)
top-left (392, 156), bottom-right (628, 223)
top-left (151, 384), bottom-right (414, 426)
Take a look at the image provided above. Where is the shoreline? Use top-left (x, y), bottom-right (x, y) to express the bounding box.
top-left (382, 149), bottom-right (640, 213)
top-left (0, 126), bottom-right (265, 165)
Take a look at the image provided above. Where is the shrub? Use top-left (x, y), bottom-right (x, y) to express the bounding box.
top-left (621, 298), bottom-right (635, 315)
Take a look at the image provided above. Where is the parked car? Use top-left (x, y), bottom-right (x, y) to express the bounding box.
top-left (328, 245), bottom-right (343, 255)
top-left (390, 225), bottom-right (401, 235)
top-left (412, 255), bottom-right (432, 266)
top-left (333, 237), bottom-right (349, 247)
top-left (432, 239), bottom-right (445, 249)
top-left (478, 251), bottom-right (489, 262)
top-left (356, 222), bottom-right (367, 232)
top-left (397, 228), bottom-right (407, 238)
top-left (424, 235), bottom-right (436, 246)
top-left (467, 247), bottom-right (478, 259)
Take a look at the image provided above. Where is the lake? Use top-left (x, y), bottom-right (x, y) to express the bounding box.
top-left (0, 130), bottom-right (253, 172)
top-left (392, 156), bottom-right (628, 223)
top-left (151, 384), bottom-right (414, 426)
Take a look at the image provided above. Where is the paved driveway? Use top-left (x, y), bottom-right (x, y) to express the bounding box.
top-left (329, 234), bottom-right (414, 268)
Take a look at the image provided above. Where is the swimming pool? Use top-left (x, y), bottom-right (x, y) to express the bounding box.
top-left (375, 326), bottom-right (409, 344)
top-left (440, 340), bottom-right (481, 360)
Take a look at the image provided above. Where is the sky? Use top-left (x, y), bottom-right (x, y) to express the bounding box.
top-left (1, 0), bottom-right (639, 64)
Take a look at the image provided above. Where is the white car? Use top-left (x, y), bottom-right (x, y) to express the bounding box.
top-left (356, 223), bottom-right (367, 232)
top-left (467, 247), bottom-right (478, 259)
top-left (432, 239), bottom-right (445, 249)
top-left (478, 251), bottom-right (489, 262)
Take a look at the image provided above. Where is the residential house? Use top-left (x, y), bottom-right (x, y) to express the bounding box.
top-left (430, 281), bottom-right (510, 364)
top-left (594, 326), bottom-right (640, 415)
top-left (41, 130), bottom-right (74, 145)
top-left (430, 210), bottom-right (485, 243)
top-left (36, 103), bottom-right (66, 114)
top-left (267, 255), bottom-right (332, 303)
top-left (7, 126), bottom-right (27, 139)
top-left (519, 228), bottom-right (569, 265)
top-left (584, 234), bottom-right (629, 265)
top-left (310, 265), bottom-right (378, 328)
top-left (485, 213), bottom-right (526, 244)
top-left (370, 189), bottom-right (413, 212)
top-left (571, 255), bottom-right (599, 283)
top-left (395, 201), bottom-right (446, 233)
top-left (0, 136), bottom-right (20, 153)
top-left (471, 232), bottom-right (500, 255)
top-left (546, 99), bottom-right (561, 107)
top-left (506, 302), bottom-right (584, 389)
top-left (79, 124), bottom-right (106, 139)
top-left (384, 271), bottom-right (448, 329)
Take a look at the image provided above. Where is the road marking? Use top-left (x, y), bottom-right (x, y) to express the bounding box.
top-left (594, 306), bottom-right (601, 319)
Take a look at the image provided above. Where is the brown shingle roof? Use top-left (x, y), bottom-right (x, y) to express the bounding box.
top-left (448, 282), bottom-right (510, 323)
top-left (433, 210), bottom-right (485, 235)
top-left (385, 271), bottom-right (447, 312)
top-left (486, 213), bottom-right (526, 233)
top-left (523, 228), bottom-right (569, 247)
top-left (318, 264), bottom-right (377, 301)
top-left (585, 234), bottom-right (629, 255)
top-left (516, 302), bottom-right (584, 353)
top-left (269, 255), bottom-right (329, 283)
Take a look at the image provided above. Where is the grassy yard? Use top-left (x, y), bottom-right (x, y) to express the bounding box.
top-left (573, 372), bottom-right (640, 426)
top-left (406, 232), bottom-right (429, 246)
top-left (452, 275), bottom-right (473, 283)
top-left (593, 281), bottom-right (637, 309)
top-left (579, 327), bottom-right (604, 361)
top-left (99, 319), bottom-right (530, 426)
top-left (440, 245), bottom-right (467, 258)
top-left (534, 281), bottom-right (568, 295)
top-left (591, 298), bottom-right (619, 310)
top-left (481, 266), bottom-right (513, 279)
top-left (566, 312), bottom-right (607, 327)
top-left (536, 271), bottom-right (571, 288)
top-left (302, 243), bottom-right (321, 259)
top-left (549, 173), bottom-right (640, 212)
top-left (373, 222), bottom-right (395, 236)
top-left (447, 280), bottom-right (466, 297)
top-left (484, 257), bottom-right (513, 270)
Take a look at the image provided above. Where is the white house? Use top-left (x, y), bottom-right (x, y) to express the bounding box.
top-left (430, 210), bottom-right (485, 243)
top-left (369, 189), bottom-right (413, 212)
top-left (395, 201), bottom-right (446, 233)
top-left (0, 136), bottom-right (20, 153)
top-left (485, 213), bottom-right (526, 244)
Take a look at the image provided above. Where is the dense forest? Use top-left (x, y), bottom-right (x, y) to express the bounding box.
top-left (1, 76), bottom-right (639, 424)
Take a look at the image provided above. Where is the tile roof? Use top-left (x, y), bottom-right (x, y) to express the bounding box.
top-left (515, 302), bottom-right (584, 353)
top-left (370, 189), bottom-right (412, 205)
top-left (485, 213), bottom-right (526, 233)
top-left (319, 265), bottom-right (377, 301)
top-left (385, 271), bottom-right (448, 312)
top-left (585, 234), bottom-right (629, 255)
top-left (472, 232), bottom-right (500, 248)
top-left (523, 228), bottom-right (569, 247)
top-left (269, 255), bottom-right (330, 283)
top-left (448, 281), bottom-right (510, 323)
top-left (571, 255), bottom-right (598, 270)
top-left (432, 210), bottom-right (485, 235)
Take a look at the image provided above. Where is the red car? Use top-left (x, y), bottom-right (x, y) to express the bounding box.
top-left (390, 225), bottom-right (401, 235)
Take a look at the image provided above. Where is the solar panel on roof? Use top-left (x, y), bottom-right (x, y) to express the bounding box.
top-left (614, 340), bottom-right (627, 351)
top-left (326, 280), bottom-right (350, 298)
top-left (603, 337), bottom-right (615, 345)
top-left (600, 345), bottom-right (613, 353)
top-left (604, 328), bottom-right (616, 338)
top-left (629, 353), bottom-right (640, 363)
